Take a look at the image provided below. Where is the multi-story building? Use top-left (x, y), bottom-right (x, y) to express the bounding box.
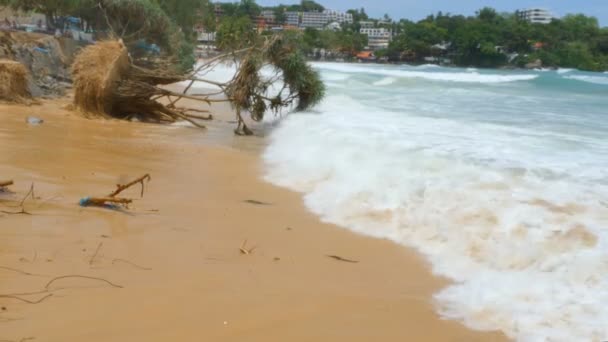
top-left (261, 10), bottom-right (276, 24)
top-left (285, 11), bottom-right (300, 27)
top-left (517, 8), bottom-right (555, 24)
top-left (359, 20), bottom-right (375, 28)
top-left (324, 10), bottom-right (353, 24)
top-left (360, 27), bottom-right (392, 50)
top-left (301, 11), bottom-right (329, 29)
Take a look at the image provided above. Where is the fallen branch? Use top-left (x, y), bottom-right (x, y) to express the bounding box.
top-left (80, 174), bottom-right (150, 210)
top-left (326, 255), bottom-right (359, 264)
top-left (112, 258), bottom-right (152, 271)
top-left (45, 275), bottom-right (123, 290)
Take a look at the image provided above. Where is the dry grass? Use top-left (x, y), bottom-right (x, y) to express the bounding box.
top-left (0, 59), bottom-right (31, 103)
top-left (71, 40), bottom-right (129, 116)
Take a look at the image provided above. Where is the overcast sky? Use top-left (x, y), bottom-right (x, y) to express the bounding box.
top-left (255, 0), bottom-right (608, 26)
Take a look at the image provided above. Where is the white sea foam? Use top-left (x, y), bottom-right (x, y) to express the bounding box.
top-left (263, 91), bottom-right (608, 341)
top-left (565, 75), bottom-right (608, 85)
top-left (416, 63), bottom-right (441, 69)
top-left (373, 77), bottom-right (397, 86)
top-left (557, 68), bottom-right (575, 74)
top-left (312, 62), bottom-right (538, 84)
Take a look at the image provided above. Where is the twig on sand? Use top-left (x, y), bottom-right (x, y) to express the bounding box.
top-left (45, 275), bottom-right (123, 290)
top-left (108, 174), bottom-right (151, 198)
top-left (239, 240), bottom-right (257, 255)
top-left (243, 200), bottom-right (272, 206)
top-left (0, 294), bottom-right (52, 304)
top-left (326, 255), bottom-right (359, 264)
top-left (89, 243), bottom-right (103, 266)
top-left (0, 266), bottom-right (46, 277)
top-left (0, 180), bottom-right (13, 188)
top-left (111, 258), bottom-right (152, 271)
top-left (80, 174), bottom-right (151, 209)
top-left (1, 184), bottom-right (35, 215)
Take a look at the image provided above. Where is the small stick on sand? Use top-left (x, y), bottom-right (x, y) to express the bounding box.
top-left (89, 242), bottom-right (103, 265)
top-left (326, 255), bottom-right (359, 264)
top-left (0, 294), bottom-right (53, 304)
top-left (108, 174), bottom-right (151, 198)
top-left (112, 259), bottom-right (152, 271)
top-left (0, 266), bottom-right (46, 277)
top-left (45, 275), bottom-right (123, 290)
top-left (1, 183), bottom-right (35, 215)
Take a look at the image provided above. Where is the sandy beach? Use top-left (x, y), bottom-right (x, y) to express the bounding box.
top-left (0, 97), bottom-right (506, 341)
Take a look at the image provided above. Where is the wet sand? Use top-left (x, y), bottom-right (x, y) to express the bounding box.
top-left (0, 97), bottom-right (506, 341)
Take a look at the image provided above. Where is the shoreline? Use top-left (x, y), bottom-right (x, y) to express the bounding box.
top-left (0, 98), bottom-right (506, 341)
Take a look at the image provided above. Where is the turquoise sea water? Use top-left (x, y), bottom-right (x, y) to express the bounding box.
top-left (262, 63), bottom-right (608, 341)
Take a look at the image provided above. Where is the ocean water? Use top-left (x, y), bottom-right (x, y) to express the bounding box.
top-left (262, 62), bottom-right (608, 341)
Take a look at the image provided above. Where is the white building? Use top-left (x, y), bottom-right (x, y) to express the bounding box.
top-left (323, 10), bottom-right (353, 24)
top-left (285, 11), bottom-right (300, 27)
top-left (359, 20), bottom-right (375, 28)
top-left (261, 10), bottom-right (276, 23)
top-left (360, 27), bottom-right (392, 50)
top-left (517, 8), bottom-right (555, 24)
top-left (301, 11), bottom-right (329, 29)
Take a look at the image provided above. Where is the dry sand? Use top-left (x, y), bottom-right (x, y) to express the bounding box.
top-left (0, 97), bottom-right (506, 341)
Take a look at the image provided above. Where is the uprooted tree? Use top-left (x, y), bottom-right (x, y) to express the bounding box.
top-left (72, 32), bottom-right (325, 134)
top-left (65, 0), bottom-right (324, 134)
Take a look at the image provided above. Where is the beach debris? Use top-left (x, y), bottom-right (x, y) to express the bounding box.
top-left (70, 35), bottom-right (324, 135)
top-left (89, 242), bottom-right (103, 266)
top-left (239, 240), bottom-right (257, 255)
top-left (45, 275), bottom-right (123, 290)
top-left (25, 117), bottom-right (44, 125)
top-left (0, 294), bottom-right (53, 305)
top-left (243, 199), bottom-right (272, 206)
top-left (111, 259), bottom-right (152, 271)
top-left (1, 183), bottom-right (34, 215)
top-left (0, 180), bottom-right (15, 188)
top-left (326, 255), bottom-right (359, 264)
top-left (79, 174), bottom-right (151, 210)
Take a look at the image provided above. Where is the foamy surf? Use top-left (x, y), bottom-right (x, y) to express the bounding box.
top-left (312, 62), bottom-right (538, 83)
top-left (263, 62), bottom-right (608, 341)
top-left (373, 77), bottom-right (397, 86)
top-left (564, 75), bottom-right (608, 85)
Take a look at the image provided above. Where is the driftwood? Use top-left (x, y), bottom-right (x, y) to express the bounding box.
top-left (326, 255), bottom-right (359, 264)
top-left (0, 180), bottom-right (13, 187)
top-left (80, 174), bottom-right (150, 209)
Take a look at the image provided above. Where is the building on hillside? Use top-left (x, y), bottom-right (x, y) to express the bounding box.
top-left (285, 11), bottom-right (300, 27)
top-left (360, 27), bottom-right (392, 50)
top-left (359, 21), bottom-right (375, 28)
top-left (261, 10), bottom-right (276, 24)
top-left (324, 10), bottom-right (353, 24)
top-left (301, 11), bottom-right (328, 29)
top-left (517, 8), bottom-right (555, 24)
